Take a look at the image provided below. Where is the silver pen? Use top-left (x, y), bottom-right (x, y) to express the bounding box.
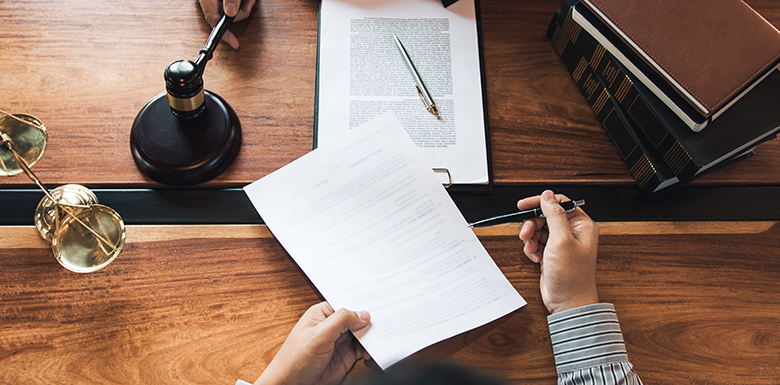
top-left (392, 34), bottom-right (440, 118)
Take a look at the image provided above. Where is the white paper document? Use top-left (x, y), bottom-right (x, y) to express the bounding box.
top-left (244, 112), bottom-right (525, 369)
top-left (316, 0), bottom-right (489, 186)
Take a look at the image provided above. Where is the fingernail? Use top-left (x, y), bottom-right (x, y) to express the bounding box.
top-left (357, 310), bottom-right (370, 321)
top-left (224, 1), bottom-right (239, 16)
top-left (542, 190), bottom-right (555, 202)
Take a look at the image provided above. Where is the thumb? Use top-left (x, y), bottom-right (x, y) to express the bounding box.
top-left (318, 308), bottom-right (371, 343)
top-left (540, 190), bottom-right (572, 237)
top-left (223, 0), bottom-right (241, 17)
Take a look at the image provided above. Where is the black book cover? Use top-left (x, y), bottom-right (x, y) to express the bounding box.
top-left (633, 66), bottom-right (780, 177)
top-left (556, 1), bottom-right (780, 181)
top-left (553, 3), bottom-right (697, 181)
top-left (548, 16), bottom-right (678, 195)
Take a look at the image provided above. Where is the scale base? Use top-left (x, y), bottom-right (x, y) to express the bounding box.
top-left (130, 90), bottom-right (241, 186)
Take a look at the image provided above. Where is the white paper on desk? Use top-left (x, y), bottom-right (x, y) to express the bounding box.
top-left (244, 112), bottom-right (525, 369)
top-left (317, 0), bottom-right (489, 186)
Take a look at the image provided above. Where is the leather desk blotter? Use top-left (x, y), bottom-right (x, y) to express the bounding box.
top-left (581, 0), bottom-right (780, 118)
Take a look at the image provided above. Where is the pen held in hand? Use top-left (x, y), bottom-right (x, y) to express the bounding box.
top-left (392, 34), bottom-right (440, 118)
top-left (467, 200), bottom-right (586, 228)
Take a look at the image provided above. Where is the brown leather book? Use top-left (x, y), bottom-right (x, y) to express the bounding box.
top-left (580, 0), bottom-right (780, 127)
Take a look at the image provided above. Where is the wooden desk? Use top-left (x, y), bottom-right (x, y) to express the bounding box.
top-left (2, 1), bottom-right (780, 384)
top-left (0, 0), bottom-right (778, 187)
top-left (1, 222), bottom-right (778, 384)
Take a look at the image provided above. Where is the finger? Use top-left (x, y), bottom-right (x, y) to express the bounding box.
top-left (319, 301), bottom-right (335, 314)
top-left (539, 190), bottom-right (573, 240)
top-left (204, 11), bottom-right (220, 27)
top-left (527, 242), bottom-right (545, 264)
top-left (523, 226), bottom-right (542, 250)
top-left (223, 0), bottom-right (241, 17)
top-left (221, 30), bottom-right (240, 50)
top-left (355, 340), bottom-right (371, 360)
top-left (523, 226), bottom-right (547, 263)
top-left (516, 195), bottom-right (541, 211)
top-left (333, 331), bottom-right (357, 357)
top-left (523, 239), bottom-right (541, 263)
top-left (199, 0), bottom-right (219, 26)
top-left (519, 217), bottom-right (547, 243)
top-left (302, 301), bottom-right (334, 323)
top-left (316, 308), bottom-right (371, 344)
top-left (519, 219), bottom-right (538, 241)
top-left (522, 236), bottom-right (536, 255)
top-left (518, 192), bottom-right (571, 211)
top-left (236, 0), bottom-right (256, 20)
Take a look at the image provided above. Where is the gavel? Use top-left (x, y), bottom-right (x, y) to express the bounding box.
top-left (130, 12), bottom-right (242, 186)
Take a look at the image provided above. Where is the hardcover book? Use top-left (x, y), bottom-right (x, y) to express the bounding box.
top-left (549, 5), bottom-right (780, 194)
top-left (548, 16), bottom-right (679, 195)
top-left (579, 0), bottom-right (780, 131)
top-left (554, 3), bottom-right (780, 182)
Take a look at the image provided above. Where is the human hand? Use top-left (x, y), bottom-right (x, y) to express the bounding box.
top-left (517, 190), bottom-right (599, 314)
top-left (198, 0), bottom-right (256, 49)
top-left (254, 302), bottom-right (372, 385)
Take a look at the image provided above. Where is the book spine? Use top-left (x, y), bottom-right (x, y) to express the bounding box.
top-left (571, 2), bottom-right (709, 132)
top-left (547, 15), bottom-right (677, 195)
top-left (554, 4), bottom-right (699, 183)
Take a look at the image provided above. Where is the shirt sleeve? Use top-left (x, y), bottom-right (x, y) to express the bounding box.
top-left (547, 303), bottom-right (643, 385)
top-left (235, 380), bottom-right (252, 385)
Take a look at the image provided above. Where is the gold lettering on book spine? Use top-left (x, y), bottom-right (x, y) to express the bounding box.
top-left (552, 26), bottom-right (568, 55)
top-left (590, 45), bottom-right (605, 70)
top-left (563, 7), bottom-right (581, 43)
top-left (630, 154), bottom-right (655, 188)
top-left (662, 142), bottom-right (692, 175)
top-left (615, 76), bottom-right (632, 103)
top-left (593, 89), bottom-right (609, 115)
top-left (573, 58), bottom-right (588, 82)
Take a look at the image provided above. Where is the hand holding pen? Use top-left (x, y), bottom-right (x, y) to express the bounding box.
top-left (517, 190), bottom-right (600, 314)
top-left (468, 199), bottom-right (585, 228)
top-left (198, 0), bottom-right (255, 49)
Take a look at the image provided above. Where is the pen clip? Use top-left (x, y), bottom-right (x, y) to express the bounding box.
top-left (414, 84), bottom-right (426, 108)
top-left (415, 85), bottom-right (440, 117)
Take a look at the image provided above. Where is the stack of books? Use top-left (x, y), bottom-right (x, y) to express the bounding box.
top-left (547, 0), bottom-right (780, 196)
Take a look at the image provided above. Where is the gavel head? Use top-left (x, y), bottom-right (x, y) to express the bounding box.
top-left (165, 60), bottom-right (205, 119)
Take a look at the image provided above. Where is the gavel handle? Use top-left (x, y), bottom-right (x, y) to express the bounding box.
top-left (195, 13), bottom-right (236, 72)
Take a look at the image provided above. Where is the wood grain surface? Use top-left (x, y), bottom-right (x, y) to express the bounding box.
top-left (2, 0), bottom-right (779, 383)
top-left (1, 222), bottom-right (778, 384)
top-left (1, 0), bottom-right (778, 188)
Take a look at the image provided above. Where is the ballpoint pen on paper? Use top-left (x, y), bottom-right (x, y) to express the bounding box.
top-left (392, 34), bottom-right (440, 118)
top-left (467, 200), bottom-right (586, 228)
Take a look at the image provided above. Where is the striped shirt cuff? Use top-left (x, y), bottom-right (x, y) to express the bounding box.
top-left (547, 303), bottom-right (629, 374)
